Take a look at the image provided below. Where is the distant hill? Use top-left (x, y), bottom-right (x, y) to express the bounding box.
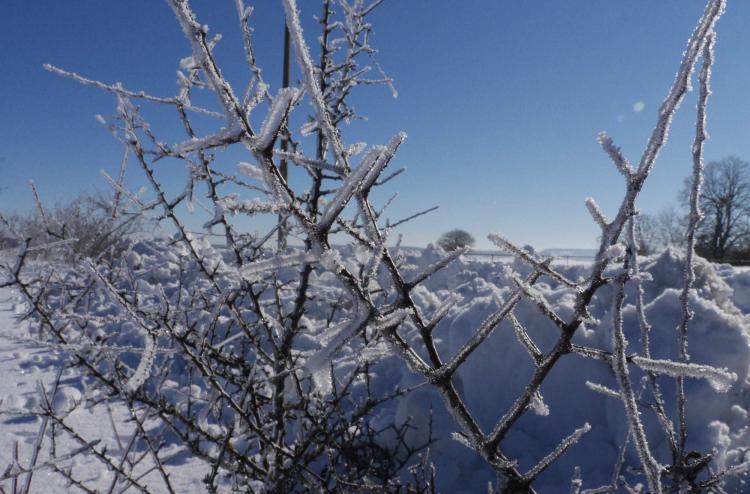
top-left (397, 246), bottom-right (598, 259)
top-left (540, 248), bottom-right (597, 258)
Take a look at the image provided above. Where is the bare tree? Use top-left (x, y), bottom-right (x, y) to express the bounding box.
top-left (684, 156), bottom-right (750, 260)
top-left (638, 205), bottom-right (687, 254)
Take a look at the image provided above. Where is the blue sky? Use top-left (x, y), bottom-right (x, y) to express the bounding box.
top-left (2, 1), bottom-right (750, 249)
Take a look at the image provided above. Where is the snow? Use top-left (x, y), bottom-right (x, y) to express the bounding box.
top-left (2, 245), bottom-right (749, 492)
top-left (0, 286), bottom-right (209, 493)
top-left (604, 243), bottom-right (627, 261)
top-left (377, 246), bottom-right (750, 491)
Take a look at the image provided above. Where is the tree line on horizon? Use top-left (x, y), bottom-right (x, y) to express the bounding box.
top-left (640, 155), bottom-right (750, 263)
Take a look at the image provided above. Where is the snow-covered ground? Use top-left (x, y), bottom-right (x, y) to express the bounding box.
top-left (1, 246), bottom-right (749, 492)
top-left (384, 247), bottom-right (750, 491)
top-left (0, 286), bottom-right (208, 493)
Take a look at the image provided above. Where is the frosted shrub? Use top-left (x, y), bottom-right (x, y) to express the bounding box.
top-left (2, 190), bottom-right (140, 261)
top-left (1, 1), bottom-right (436, 491)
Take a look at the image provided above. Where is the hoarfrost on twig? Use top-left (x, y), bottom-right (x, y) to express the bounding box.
top-left (632, 356), bottom-right (736, 392)
top-left (524, 423), bottom-right (591, 482)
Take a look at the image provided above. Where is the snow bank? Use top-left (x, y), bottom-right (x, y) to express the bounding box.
top-left (8, 241), bottom-right (750, 491)
top-left (376, 246), bottom-right (750, 491)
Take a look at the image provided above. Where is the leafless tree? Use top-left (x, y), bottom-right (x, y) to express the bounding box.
top-left (685, 156), bottom-right (750, 260)
top-left (638, 205), bottom-right (687, 254)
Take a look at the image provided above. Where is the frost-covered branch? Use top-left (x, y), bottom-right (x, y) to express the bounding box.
top-left (523, 423), bottom-right (591, 483)
top-left (597, 132), bottom-right (633, 179)
top-left (489, 233), bottom-right (577, 288)
top-left (611, 276), bottom-right (662, 494)
top-left (43, 64), bottom-right (223, 118)
top-left (676, 28), bottom-right (716, 458)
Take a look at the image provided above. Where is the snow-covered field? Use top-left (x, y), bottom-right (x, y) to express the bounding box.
top-left (404, 248), bottom-right (750, 491)
top-left (1, 246), bottom-right (749, 492)
top-left (0, 285), bottom-right (208, 493)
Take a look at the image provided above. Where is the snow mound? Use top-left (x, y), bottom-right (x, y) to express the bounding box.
top-left (375, 247), bottom-right (750, 491)
top-left (10, 241), bottom-right (750, 492)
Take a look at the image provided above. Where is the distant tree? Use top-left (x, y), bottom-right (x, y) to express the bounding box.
top-left (682, 156), bottom-right (750, 260)
top-left (0, 186), bottom-right (9, 248)
top-left (0, 214), bottom-right (15, 250)
top-left (636, 214), bottom-right (657, 255)
top-left (437, 229), bottom-right (475, 251)
top-left (4, 190), bottom-right (141, 260)
top-left (638, 205), bottom-right (687, 254)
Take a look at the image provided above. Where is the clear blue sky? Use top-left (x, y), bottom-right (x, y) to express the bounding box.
top-left (2, 1), bottom-right (750, 249)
